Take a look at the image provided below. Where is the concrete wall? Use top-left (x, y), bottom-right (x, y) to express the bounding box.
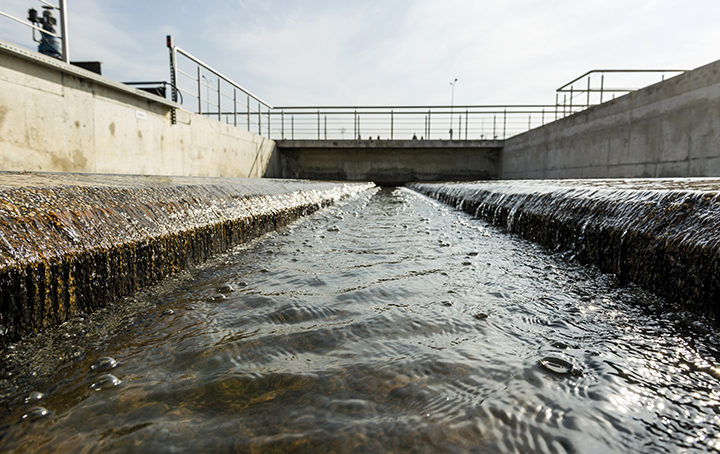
top-left (277, 139), bottom-right (502, 185)
top-left (502, 60), bottom-right (720, 178)
top-left (0, 39), bottom-right (279, 178)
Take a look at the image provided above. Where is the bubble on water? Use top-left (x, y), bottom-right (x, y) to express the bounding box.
top-left (24, 391), bottom-right (45, 404)
top-left (217, 284), bottom-right (235, 294)
top-left (462, 261), bottom-right (473, 266)
top-left (327, 226), bottom-right (340, 232)
top-left (91, 356), bottom-right (117, 372)
top-left (467, 251), bottom-right (479, 256)
top-left (22, 406), bottom-right (50, 421)
top-left (163, 309), bottom-right (175, 316)
top-left (474, 313), bottom-right (489, 320)
top-left (90, 374), bottom-right (122, 390)
top-left (441, 301), bottom-right (453, 307)
top-left (237, 281), bottom-right (248, 287)
top-left (210, 294), bottom-right (228, 301)
top-left (551, 341), bottom-right (569, 349)
top-left (538, 356), bottom-right (576, 375)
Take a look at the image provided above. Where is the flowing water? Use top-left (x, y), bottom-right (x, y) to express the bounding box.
top-left (1, 187), bottom-right (719, 453)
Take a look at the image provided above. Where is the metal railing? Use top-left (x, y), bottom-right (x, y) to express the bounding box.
top-left (166, 35), bottom-right (272, 128)
top-left (0, 0), bottom-right (69, 62)
top-left (267, 105), bottom-right (556, 140)
top-left (164, 37), bottom-right (690, 140)
top-left (555, 69), bottom-right (687, 116)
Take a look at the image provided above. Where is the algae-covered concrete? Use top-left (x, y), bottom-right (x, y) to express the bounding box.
top-left (410, 179), bottom-right (720, 316)
top-left (0, 39), bottom-right (279, 178)
top-left (0, 172), bottom-right (373, 343)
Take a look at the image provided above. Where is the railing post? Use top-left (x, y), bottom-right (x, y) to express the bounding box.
top-left (166, 35), bottom-right (178, 124)
top-left (246, 95), bottom-right (250, 130)
top-left (390, 110), bottom-right (394, 140)
top-left (493, 114), bottom-right (496, 139)
top-left (503, 109), bottom-right (507, 139)
top-left (291, 115), bottom-right (294, 140)
top-left (600, 74), bottom-right (605, 104)
top-left (427, 109), bottom-right (431, 139)
top-left (465, 109), bottom-right (468, 140)
top-left (197, 67), bottom-right (202, 115)
top-left (281, 109), bottom-right (285, 139)
top-left (563, 94), bottom-right (567, 117)
top-left (233, 89), bottom-right (237, 127)
top-left (58, 0), bottom-right (69, 63)
top-left (317, 110), bottom-right (320, 140)
top-left (324, 115), bottom-right (327, 139)
top-left (528, 113), bottom-right (531, 131)
top-left (459, 114), bottom-right (462, 139)
top-left (555, 92), bottom-right (558, 120)
top-left (541, 108), bottom-right (545, 125)
top-left (258, 102), bottom-right (261, 134)
top-left (569, 86), bottom-right (574, 114)
top-left (586, 76), bottom-right (591, 109)
top-left (357, 115), bottom-right (361, 139)
top-left (424, 115), bottom-right (427, 139)
top-left (267, 109), bottom-right (271, 137)
top-left (217, 78), bottom-right (222, 121)
top-left (354, 109), bottom-right (357, 139)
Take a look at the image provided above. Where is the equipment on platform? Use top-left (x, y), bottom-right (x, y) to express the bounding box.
top-left (28, 5), bottom-right (61, 59)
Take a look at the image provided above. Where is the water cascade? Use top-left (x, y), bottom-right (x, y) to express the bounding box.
top-left (0, 172), bottom-right (373, 344)
top-left (409, 179), bottom-right (720, 316)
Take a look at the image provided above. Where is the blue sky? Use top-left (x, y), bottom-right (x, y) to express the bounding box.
top-left (2, 0), bottom-right (720, 106)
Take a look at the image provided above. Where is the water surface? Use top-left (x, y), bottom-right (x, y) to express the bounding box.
top-left (1, 187), bottom-right (719, 453)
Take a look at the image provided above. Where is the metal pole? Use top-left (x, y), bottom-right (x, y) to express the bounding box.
top-left (528, 113), bottom-right (531, 130)
top-left (586, 76), bottom-right (591, 108)
top-left (217, 78), bottom-right (222, 121)
top-left (281, 110), bottom-right (285, 139)
top-left (563, 94), bottom-right (567, 117)
top-left (58, 0), bottom-right (69, 63)
top-left (465, 109), bottom-right (468, 140)
top-left (291, 115), bottom-right (294, 139)
top-left (459, 114), bottom-right (462, 139)
top-left (569, 86), bottom-right (574, 113)
top-left (247, 95), bottom-right (250, 130)
top-left (390, 110), bottom-right (394, 140)
top-left (257, 102), bottom-right (261, 134)
top-left (166, 35), bottom-right (178, 124)
top-left (233, 89), bottom-right (237, 127)
top-left (427, 110), bottom-right (431, 139)
top-left (541, 108), bottom-right (545, 125)
top-left (600, 74), bottom-right (605, 103)
top-left (358, 115), bottom-right (361, 139)
top-left (317, 110), bottom-right (320, 139)
top-left (324, 115), bottom-right (327, 139)
top-left (503, 109), bottom-right (507, 139)
top-left (555, 92), bottom-right (558, 120)
top-left (197, 67), bottom-right (202, 114)
top-left (493, 114), bottom-right (496, 139)
top-left (424, 115), bottom-right (427, 138)
top-left (354, 109), bottom-right (357, 138)
top-left (267, 110), bottom-right (270, 137)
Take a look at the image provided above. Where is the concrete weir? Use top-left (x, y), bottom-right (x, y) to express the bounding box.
top-left (410, 179), bottom-right (720, 316)
top-left (0, 172), bottom-right (372, 343)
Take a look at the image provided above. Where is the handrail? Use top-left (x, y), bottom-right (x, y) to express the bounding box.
top-left (556, 69), bottom-right (687, 92)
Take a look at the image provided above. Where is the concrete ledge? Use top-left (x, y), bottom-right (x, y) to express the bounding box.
top-left (0, 172), bottom-right (373, 343)
top-left (410, 179), bottom-right (720, 316)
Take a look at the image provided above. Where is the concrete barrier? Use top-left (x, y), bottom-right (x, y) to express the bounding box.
top-left (502, 60), bottom-right (720, 179)
top-left (0, 172), bottom-right (373, 343)
top-left (410, 179), bottom-right (720, 316)
top-left (0, 39), bottom-right (278, 178)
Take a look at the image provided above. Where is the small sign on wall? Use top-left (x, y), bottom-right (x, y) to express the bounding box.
top-left (136, 110), bottom-right (148, 120)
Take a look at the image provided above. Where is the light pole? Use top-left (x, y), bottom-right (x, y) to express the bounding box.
top-left (449, 78), bottom-right (458, 139)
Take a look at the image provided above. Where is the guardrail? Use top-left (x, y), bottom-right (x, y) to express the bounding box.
top-left (555, 69), bottom-right (687, 116)
top-left (166, 35), bottom-right (272, 128)
top-left (267, 105), bottom-right (556, 140)
top-left (163, 36), bottom-right (690, 140)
